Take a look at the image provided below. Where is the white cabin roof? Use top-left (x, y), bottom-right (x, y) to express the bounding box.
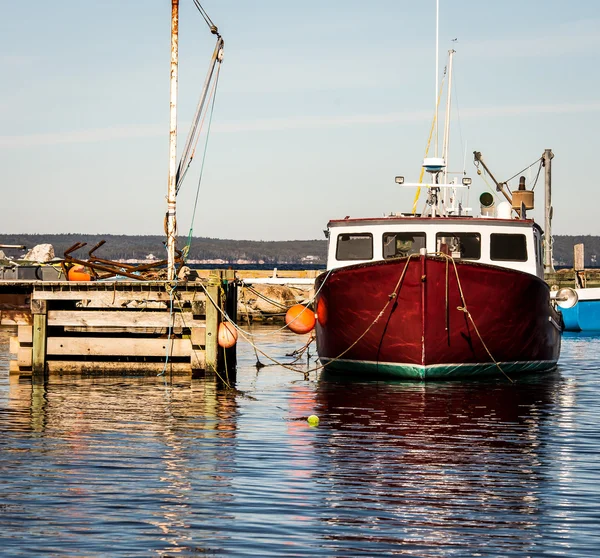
top-left (326, 215), bottom-right (544, 278)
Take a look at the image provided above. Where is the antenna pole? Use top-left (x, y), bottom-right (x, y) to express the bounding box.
top-left (435, 0), bottom-right (439, 157)
top-left (166, 0), bottom-right (179, 282)
top-left (543, 148), bottom-right (555, 273)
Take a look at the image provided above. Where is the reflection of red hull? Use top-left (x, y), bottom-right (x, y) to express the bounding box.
top-left (315, 256), bottom-right (562, 379)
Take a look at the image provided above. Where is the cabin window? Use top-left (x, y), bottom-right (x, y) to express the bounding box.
top-left (383, 232), bottom-right (426, 258)
top-left (490, 233), bottom-right (528, 261)
top-left (436, 232), bottom-right (481, 260)
top-left (336, 233), bottom-right (373, 261)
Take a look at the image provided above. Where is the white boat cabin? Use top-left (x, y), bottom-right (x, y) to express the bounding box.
top-left (326, 216), bottom-right (545, 279)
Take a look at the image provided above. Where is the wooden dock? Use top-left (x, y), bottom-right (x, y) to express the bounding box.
top-left (0, 270), bottom-right (237, 382)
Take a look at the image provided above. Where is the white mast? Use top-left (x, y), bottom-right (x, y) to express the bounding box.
top-left (166, 0), bottom-right (179, 281)
top-left (434, 0), bottom-right (439, 157)
top-left (442, 49), bottom-right (455, 185)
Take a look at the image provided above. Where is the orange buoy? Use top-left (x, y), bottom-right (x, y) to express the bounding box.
top-left (316, 297), bottom-right (328, 326)
top-left (285, 304), bottom-right (316, 334)
top-left (68, 265), bottom-right (91, 282)
top-left (218, 321), bottom-right (238, 348)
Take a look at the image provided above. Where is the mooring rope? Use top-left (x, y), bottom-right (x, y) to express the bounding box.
top-left (435, 253), bottom-right (514, 383)
top-left (158, 280), bottom-right (179, 377)
top-left (199, 258), bottom-right (415, 376)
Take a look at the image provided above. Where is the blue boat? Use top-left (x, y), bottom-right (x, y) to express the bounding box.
top-left (555, 287), bottom-right (600, 332)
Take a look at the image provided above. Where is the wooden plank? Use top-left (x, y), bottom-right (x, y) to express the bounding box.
top-left (0, 310), bottom-right (32, 326)
top-left (46, 337), bottom-right (195, 357)
top-left (48, 310), bottom-right (205, 328)
top-left (18, 325), bottom-right (33, 344)
top-left (63, 326), bottom-right (179, 335)
top-left (9, 360), bottom-right (21, 375)
top-left (33, 290), bottom-right (206, 303)
top-left (47, 361), bottom-right (192, 375)
top-left (9, 336), bottom-right (19, 355)
top-left (18, 346), bottom-right (32, 367)
top-left (191, 326), bottom-right (206, 348)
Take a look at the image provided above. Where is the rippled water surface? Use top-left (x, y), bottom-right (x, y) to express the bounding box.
top-left (1, 327), bottom-right (600, 556)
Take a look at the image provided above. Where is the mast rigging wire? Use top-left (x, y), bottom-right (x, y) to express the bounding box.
top-left (192, 0), bottom-right (220, 35)
top-left (504, 157), bottom-right (542, 185)
top-left (176, 36), bottom-right (224, 192)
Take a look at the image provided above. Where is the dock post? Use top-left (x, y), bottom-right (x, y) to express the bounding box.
top-left (31, 299), bottom-right (48, 383)
top-left (223, 269), bottom-right (238, 377)
top-left (574, 243), bottom-right (586, 288)
top-left (205, 271), bottom-right (222, 373)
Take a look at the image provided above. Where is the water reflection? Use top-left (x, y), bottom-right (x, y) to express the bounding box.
top-left (0, 324), bottom-right (595, 556)
top-left (0, 371), bottom-right (239, 556)
top-left (312, 372), bottom-right (568, 555)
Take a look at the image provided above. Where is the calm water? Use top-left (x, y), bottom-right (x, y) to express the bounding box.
top-left (1, 327), bottom-right (600, 557)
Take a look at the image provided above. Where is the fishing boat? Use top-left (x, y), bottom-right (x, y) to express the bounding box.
top-left (313, 14), bottom-right (562, 380)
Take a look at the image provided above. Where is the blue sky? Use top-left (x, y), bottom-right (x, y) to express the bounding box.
top-left (1, 0), bottom-right (598, 240)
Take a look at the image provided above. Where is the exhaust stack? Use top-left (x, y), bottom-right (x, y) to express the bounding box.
top-left (479, 192), bottom-right (495, 217)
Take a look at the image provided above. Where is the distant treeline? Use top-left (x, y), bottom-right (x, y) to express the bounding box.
top-left (0, 234), bottom-right (327, 264)
top-left (0, 233), bottom-right (597, 267)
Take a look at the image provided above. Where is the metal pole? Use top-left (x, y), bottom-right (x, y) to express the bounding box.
top-left (442, 49), bottom-right (454, 183)
top-left (166, 0), bottom-right (179, 281)
top-left (544, 148), bottom-right (555, 273)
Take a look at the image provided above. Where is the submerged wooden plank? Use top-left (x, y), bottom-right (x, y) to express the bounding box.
top-left (47, 361), bottom-right (192, 375)
top-left (47, 310), bottom-right (204, 328)
top-left (46, 337), bottom-right (195, 357)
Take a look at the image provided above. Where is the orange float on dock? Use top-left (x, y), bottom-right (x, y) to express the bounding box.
top-left (285, 304), bottom-right (315, 334)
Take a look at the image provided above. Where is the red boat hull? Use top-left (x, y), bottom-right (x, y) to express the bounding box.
top-left (315, 256), bottom-right (562, 379)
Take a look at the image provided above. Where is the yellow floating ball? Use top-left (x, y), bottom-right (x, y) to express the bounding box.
top-left (285, 304), bottom-right (316, 334)
top-left (307, 415), bottom-right (319, 427)
top-left (218, 321), bottom-right (238, 349)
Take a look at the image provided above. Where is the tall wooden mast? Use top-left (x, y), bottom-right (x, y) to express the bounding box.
top-left (166, 0), bottom-right (179, 281)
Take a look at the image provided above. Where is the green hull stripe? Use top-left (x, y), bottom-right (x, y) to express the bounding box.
top-left (319, 358), bottom-right (558, 380)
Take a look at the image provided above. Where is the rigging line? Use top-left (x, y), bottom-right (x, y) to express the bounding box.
top-left (176, 56), bottom-right (220, 193)
top-left (241, 285), bottom-right (290, 310)
top-left (184, 63), bottom-right (221, 257)
top-left (192, 0), bottom-right (219, 34)
top-left (176, 37), bottom-right (224, 191)
top-left (234, 270), bottom-right (334, 339)
top-left (504, 157), bottom-right (542, 185)
top-left (531, 159), bottom-right (544, 190)
top-left (437, 252), bottom-right (513, 383)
